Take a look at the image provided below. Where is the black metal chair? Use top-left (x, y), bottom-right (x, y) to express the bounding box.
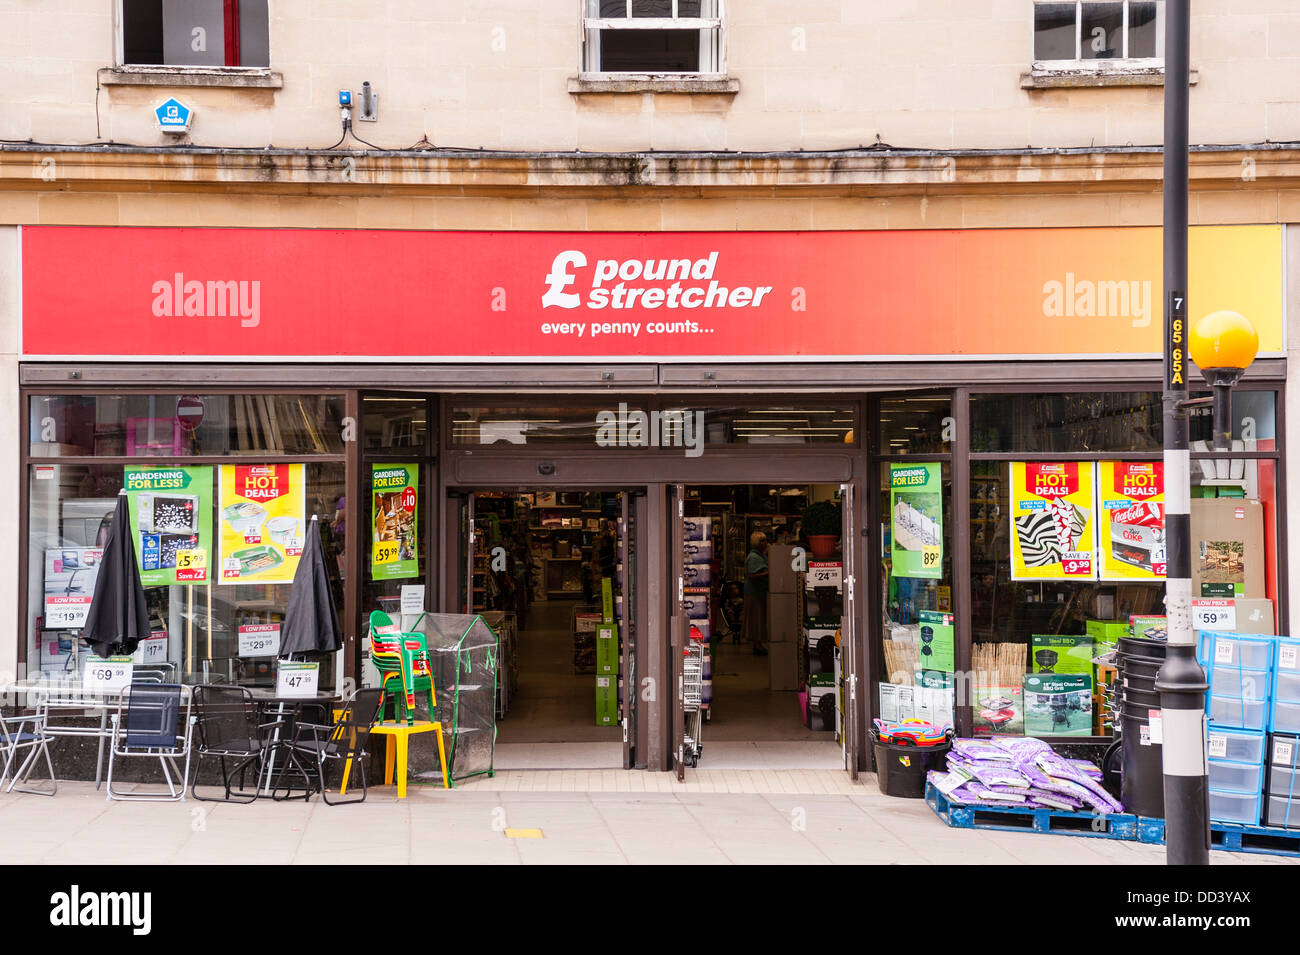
top-left (105, 684), bottom-right (195, 802)
top-left (190, 685), bottom-right (284, 803)
top-left (277, 688), bottom-right (383, 806)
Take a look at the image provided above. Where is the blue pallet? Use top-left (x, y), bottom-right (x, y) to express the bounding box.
top-left (925, 783), bottom-right (1137, 840)
top-left (1134, 816), bottom-right (1300, 857)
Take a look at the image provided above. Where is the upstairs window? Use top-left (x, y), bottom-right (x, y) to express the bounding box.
top-left (1033, 1), bottom-right (1162, 66)
top-left (120, 0), bottom-right (270, 68)
top-left (581, 1), bottom-right (725, 77)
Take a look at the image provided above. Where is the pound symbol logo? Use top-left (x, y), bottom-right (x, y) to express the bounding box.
top-left (541, 250), bottom-right (587, 309)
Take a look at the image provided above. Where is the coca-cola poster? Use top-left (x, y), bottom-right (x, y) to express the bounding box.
top-left (1097, 461), bottom-right (1166, 581)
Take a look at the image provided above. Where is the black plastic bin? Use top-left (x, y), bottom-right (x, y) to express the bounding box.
top-left (873, 738), bottom-right (953, 798)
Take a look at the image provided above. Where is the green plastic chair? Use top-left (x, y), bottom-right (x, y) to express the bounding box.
top-left (368, 611), bottom-right (436, 726)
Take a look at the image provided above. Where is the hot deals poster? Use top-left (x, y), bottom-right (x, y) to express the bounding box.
top-left (1009, 462), bottom-right (1097, 580)
top-left (218, 464), bottom-right (305, 585)
top-left (1098, 461), bottom-right (1166, 581)
top-left (124, 465), bottom-right (213, 587)
top-left (371, 464), bottom-right (418, 581)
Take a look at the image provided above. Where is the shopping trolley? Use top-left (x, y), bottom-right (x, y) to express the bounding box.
top-left (681, 625), bottom-right (706, 768)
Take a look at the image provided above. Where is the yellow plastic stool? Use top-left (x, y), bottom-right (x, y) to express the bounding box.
top-left (341, 720), bottom-right (449, 798)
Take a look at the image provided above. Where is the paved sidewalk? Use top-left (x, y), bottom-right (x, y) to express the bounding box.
top-left (1, 772), bottom-right (1295, 865)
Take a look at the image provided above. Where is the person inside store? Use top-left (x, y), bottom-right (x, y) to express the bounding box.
top-left (743, 531), bottom-right (770, 656)
top-left (598, 520), bottom-right (618, 581)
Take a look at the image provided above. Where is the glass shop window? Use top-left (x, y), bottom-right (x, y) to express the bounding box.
top-left (29, 394), bottom-right (346, 457)
top-left (26, 460), bottom-right (345, 690)
top-left (878, 461), bottom-right (956, 729)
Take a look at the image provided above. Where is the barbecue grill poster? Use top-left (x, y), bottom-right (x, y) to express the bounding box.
top-left (218, 464), bottom-right (305, 585)
top-left (917, 610), bottom-right (955, 673)
top-left (124, 465), bottom-right (213, 587)
top-left (890, 463), bottom-right (943, 579)
top-left (1097, 461), bottom-right (1166, 581)
top-left (1009, 462), bottom-right (1097, 580)
top-left (371, 463), bottom-right (418, 581)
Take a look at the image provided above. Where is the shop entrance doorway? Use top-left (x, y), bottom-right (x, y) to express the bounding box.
top-left (452, 488), bottom-right (642, 771)
top-left (669, 483), bottom-right (860, 780)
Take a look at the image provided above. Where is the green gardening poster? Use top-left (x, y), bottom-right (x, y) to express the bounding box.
top-left (890, 462), bottom-right (943, 579)
top-left (124, 465), bottom-right (214, 586)
top-left (371, 464), bottom-right (418, 580)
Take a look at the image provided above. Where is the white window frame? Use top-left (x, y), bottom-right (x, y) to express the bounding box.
top-left (112, 0), bottom-right (270, 71)
top-left (1031, 0), bottom-right (1165, 73)
top-left (580, 0), bottom-right (727, 80)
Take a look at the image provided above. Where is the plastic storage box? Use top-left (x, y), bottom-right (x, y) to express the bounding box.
top-left (1207, 727), bottom-right (1267, 764)
top-left (1199, 632), bottom-right (1275, 670)
top-left (1209, 667), bottom-right (1272, 702)
top-left (1273, 637), bottom-right (1300, 676)
top-left (1208, 789), bottom-right (1262, 825)
top-left (1264, 796), bottom-right (1300, 830)
top-left (1207, 758), bottom-right (1265, 795)
top-left (1209, 695), bottom-right (1268, 731)
top-left (1268, 763), bottom-right (1300, 798)
top-left (1274, 700), bottom-right (1300, 735)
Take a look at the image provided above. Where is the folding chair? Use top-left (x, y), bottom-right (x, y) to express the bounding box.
top-left (191, 685), bottom-right (284, 803)
top-left (105, 684), bottom-right (196, 802)
top-left (0, 695), bottom-right (57, 796)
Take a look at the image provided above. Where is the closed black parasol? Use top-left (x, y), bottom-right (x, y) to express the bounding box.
top-left (279, 516), bottom-right (343, 658)
top-left (81, 491), bottom-right (150, 658)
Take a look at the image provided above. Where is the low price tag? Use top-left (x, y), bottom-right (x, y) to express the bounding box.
top-left (807, 562), bottom-right (842, 590)
top-left (44, 596), bottom-right (91, 629)
top-left (373, 540), bottom-right (399, 565)
top-left (238, 624), bottom-right (281, 658)
top-left (1208, 733), bottom-right (1228, 759)
top-left (83, 655), bottom-right (133, 693)
top-left (276, 661), bottom-right (319, 698)
top-left (1279, 645), bottom-right (1299, 672)
top-left (921, 546), bottom-right (942, 572)
top-left (222, 557), bottom-right (241, 580)
top-left (284, 535), bottom-right (304, 557)
top-left (1193, 599), bottom-right (1236, 632)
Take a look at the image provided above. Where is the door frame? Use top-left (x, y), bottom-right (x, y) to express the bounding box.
top-left (438, 447), bottom-right (870, 774)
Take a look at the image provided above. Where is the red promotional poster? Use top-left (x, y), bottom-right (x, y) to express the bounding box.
top-left (1099, 462), bottom-right (1166, 581)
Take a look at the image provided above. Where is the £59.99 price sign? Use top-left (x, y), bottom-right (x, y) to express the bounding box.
top-left (1009, 462), bottom-right (1097, 580)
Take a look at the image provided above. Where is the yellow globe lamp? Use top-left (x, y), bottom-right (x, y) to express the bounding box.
top-left (1188, 310), bottom-right (1258, 375)
top-left (1187, 310), bottom-right (1258, 452)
